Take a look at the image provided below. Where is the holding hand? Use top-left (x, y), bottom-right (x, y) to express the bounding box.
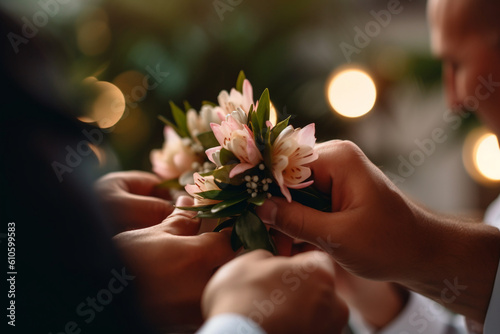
top-left (113, 196), bottom-right (235, 331)
top-left (257, 140), bottom-right (500, 322)
top-left (95, 171), bottom-right (175, 233)
top-left (202, 249), bottom-right (349, 334)
top-left (257, 140), bottom-right (427, 281)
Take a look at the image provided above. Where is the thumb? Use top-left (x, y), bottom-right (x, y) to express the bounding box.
top-left (256, 197), bottom-right (340, 248)
top-left (290, 250), bottom-right (336, 278)
top-left (158, 196), bottom-right (201, 236)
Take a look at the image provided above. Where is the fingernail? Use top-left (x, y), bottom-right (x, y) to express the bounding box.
top-left (257, 199), bottom-right (278, 225)
top-left (175, 195), bottom-right (193, 207)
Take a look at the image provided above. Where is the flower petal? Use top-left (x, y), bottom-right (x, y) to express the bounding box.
top-left (229, 163), bottom-right (254, 177)
top-left (287, 180), bottom-right (314, 190)
top-left (297, 123), bottom-right (316, 148)
top-left (242, 79), bottom-right (253, 111)
top-left (205, 146), bottom-right (222, 166)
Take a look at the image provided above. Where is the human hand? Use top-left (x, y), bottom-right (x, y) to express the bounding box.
top-left (257, 140), bottom-right (428, 281)
top-left (113, 196), bottom-right (235, 331)
top-left (202, 249), bottom-right (349, 334)
top-left (95, 171), bottom-right (175, 233)
top-left (256, 140), bottom-right (500, 322)
top-left (284, 239), bottom-right (407, 330)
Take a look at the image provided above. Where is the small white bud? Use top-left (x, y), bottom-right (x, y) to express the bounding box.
top-left (251, 182), bottom-right (258, 189)
top-left (263, 184), bottom-right (269, 191)
top-left (251, 192), bottom-right (258, 198)
top-left (191, 162), bottom-right (201, 170)
top-left (244, 175), bottom-right (251, 182)
top-left (252, 175), bottom-right (259, 182)
top-left (259, 163), bottom-right (265, 170)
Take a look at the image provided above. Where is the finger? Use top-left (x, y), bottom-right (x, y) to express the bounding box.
top-left (196, 229), bottom-right (237, 269)
top-left (116, 171), bottom-right (173, 200)
top-left (291, 240), bottom-right (320, 255)
top-left (309, 141), bottom-right (372, 211)
top-left (256, 197), bottom-right (342, 248)
top-left (270, 229), bottom-right (294, 256)
top-left (237, 249), bottom-right (274, 261)
top-left (117, 194), bottom-right (175, 228)
top-left (98, 171), bottom-right (161, 196)
top-left (158, 196), bottom-right (201, 236)
top-left (287, 251), bottom-right (336, 282)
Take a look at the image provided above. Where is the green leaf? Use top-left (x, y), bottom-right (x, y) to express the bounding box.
top-left (158, 115), bottom-right (182, 136)
top-left (183, 100), bottom-right (193, 112)
top-left (202, 100), bottom-right (217, 107)
top-left (236, 70), bottom-right (246, 93)
top-left (219, 148), bottom-right (239, 165)
top-left (169, 101), bottom-right (189, 137)
top-left (234, 210), bottom-right (276, 254)
top-left (214, 179), bottom-right (244, 192)
top-left (176, 204), bottom-right (215, 212)
top-left (213, 218), bottom-right (236, 232)
top-left (247, 193), bottom-right (267, 206)
top-left (196, 190), bottom-right (246, 200)
top-left (196, 200), bottom-right (247, 218)
top-left (211, 196), bottom-right (248, 213)
top-left (270, 116), bottom-right (290, 144)
top-left (212, 165), bottom-right (244, 186)
top-left (230, 227), bottom-right (243, 251)
top-left (197, 131), bottom-right (220, 150)
top-left (250, 109), bottom-right (261, 141)
top-left (289, 186), bottom-right (332, 212)
top-left (255, 89), bottom-right (270, 130)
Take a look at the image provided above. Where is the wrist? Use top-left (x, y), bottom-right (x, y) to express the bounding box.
top-left (401, 211), bottom-right (500, 322)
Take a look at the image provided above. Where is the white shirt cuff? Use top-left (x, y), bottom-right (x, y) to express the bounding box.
top-left (349, 292), bottom-right (467, 334)
top-left (484, 257), bottom-right (500, 334)
top-left (196, 313), bottom-right (266, 334)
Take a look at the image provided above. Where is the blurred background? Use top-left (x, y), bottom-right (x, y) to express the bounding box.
top-left (4, 0), bottom-right (500, 216)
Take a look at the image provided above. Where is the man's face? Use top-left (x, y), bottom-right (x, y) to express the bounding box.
top-left (428, 0), bottom-right (500, 135)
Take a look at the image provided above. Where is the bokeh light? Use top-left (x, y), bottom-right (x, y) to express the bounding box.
top-left (463, 128), bottom-right (500, 184)
top-left (326, 68), bottom-right (377, 118)
top-left (79, 77), bottom-right (126, 129)
top-left (269, 101), bottom-right (278, 126)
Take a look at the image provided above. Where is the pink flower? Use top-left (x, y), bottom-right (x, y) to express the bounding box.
top-left (185, 173), bottom-right (222, 206)
top-left (215, 79), bottom-right (255, 120)
top-left (150, 126), bottom-right (203, 180)
top-left (209, 114), bottom-right (263, 177)
top-left (271, 124), bottom-right (318, 202)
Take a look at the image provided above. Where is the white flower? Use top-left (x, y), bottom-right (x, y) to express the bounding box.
top-left (185, 173), bottom-right (222, 206)
top-left (215, 79), bottom-right (254, 119)
top-left (271, 124), bottom-right (318, 202)
top-left (187, 105), bottom-right (221, 141)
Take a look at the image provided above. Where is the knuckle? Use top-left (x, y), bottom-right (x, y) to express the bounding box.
top-left (279, 210), bottom-right (305, 239)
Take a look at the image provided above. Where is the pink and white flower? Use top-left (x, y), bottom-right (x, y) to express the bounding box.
top-left (186, 105), bottom-right (221, 141)
top-left (214, 79), bottom-right (255, 121)
top-left (271, 124), bottom-right (318, 202)
top-left (209, 114), bottom-right (263, 177)
top-left (150, 126), bottom-right (203, 181)
top-left (185, 173), bottom-right (222, 206)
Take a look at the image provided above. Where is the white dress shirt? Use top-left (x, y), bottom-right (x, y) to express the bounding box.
top-left (196, 313), bottom-right (266, 334)
top-left (482, 195), bottom-right (500, 334)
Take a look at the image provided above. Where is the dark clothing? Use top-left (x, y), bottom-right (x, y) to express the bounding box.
top-left (0, 12), bottom-right (154, 334)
